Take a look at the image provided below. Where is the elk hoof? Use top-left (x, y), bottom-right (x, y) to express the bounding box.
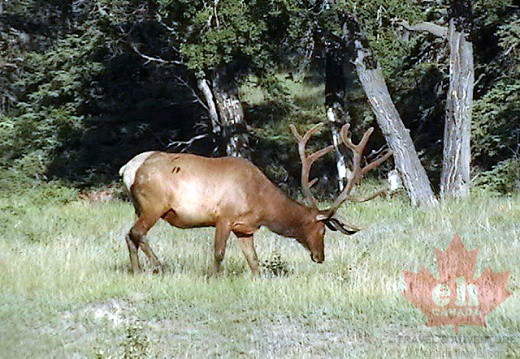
top-left (128, 267), bottom-right (142, 275)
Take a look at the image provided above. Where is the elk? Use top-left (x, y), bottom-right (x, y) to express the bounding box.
top-left (119, 123), bottom-right (392, 275)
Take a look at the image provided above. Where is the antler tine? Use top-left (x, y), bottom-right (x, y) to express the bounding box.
top-left (361, 150), bottom-right (393, 175)
top-left (290, 123), bottom-right (334, 208)
top-left (308, 145), bottom-right (335, 165)
top-left (339, 124), bottom-right (354, 150)
top-left (329, 124), bottom-right (393, 213)
top-left (289, 124), bottom-right (303, 142)
top-left (303, 122), bottom-right (322, 139)
top-left (340, 124), bottom-right (374, 153)
top-left (291, 122), bottom-right (326, 144)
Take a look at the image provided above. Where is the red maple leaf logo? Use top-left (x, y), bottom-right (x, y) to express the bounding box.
top-left (403, 233), bottom-right (511, 332)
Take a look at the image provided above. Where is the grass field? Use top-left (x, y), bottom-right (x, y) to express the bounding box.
top-left (0, 187), bottom-right (518, 358)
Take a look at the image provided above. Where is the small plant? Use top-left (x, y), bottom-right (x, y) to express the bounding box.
top-left (334, 266), bottom-right (353, 284)
top-left (261, 251), bottom-right (291, 277)
top-left (94, 349), bottom-right (114, 359)
top-left (122, 321), bottom-right (151, 359)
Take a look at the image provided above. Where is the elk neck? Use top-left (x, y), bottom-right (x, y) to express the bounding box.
top-left (261, 191), bottom-right (318, 240)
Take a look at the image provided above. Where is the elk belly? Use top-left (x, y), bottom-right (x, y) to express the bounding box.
top-left (162, 209), bottom-right (215, 228)
top-left (165, 182), bottom-right (220, 228)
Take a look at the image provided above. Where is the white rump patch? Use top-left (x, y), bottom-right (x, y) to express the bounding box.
top-left (119, 151), bottom-right (156, 190)
top-left (387, 169), bottom-right (402, 192)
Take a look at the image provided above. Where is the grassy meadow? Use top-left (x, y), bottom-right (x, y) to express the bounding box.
top-left (0, 186), bottom-right (518, 358)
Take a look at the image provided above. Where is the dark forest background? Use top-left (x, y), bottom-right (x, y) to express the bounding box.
top-left (0, 0), bottom-right (518, 196)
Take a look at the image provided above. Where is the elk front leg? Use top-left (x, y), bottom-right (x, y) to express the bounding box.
top-left (140, 241), bottom-right (162, 274)
top-left (237, 234), bottom-right (260, 277)
top-left (214, 222), bottom-right (231, 275)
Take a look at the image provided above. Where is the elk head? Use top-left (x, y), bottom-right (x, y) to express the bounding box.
top-left (290, 122), bottom-right (393, 259)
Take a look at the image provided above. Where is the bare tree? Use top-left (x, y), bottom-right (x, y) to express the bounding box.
top-left (400, 0), bottom-right (474, 198)
top-left (130, 47), bottom-right (250, 158)
top-left (346, 16), bottom-right (438, 207)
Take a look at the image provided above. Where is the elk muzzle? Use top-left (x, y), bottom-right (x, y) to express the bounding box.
top-left (311, 251), bottom-right (324, 263)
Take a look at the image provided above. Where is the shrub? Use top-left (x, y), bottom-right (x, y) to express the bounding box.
top-left (475, 157), bottom-right (520, 194)
top-left (261, 251), bottom-right (292, 277)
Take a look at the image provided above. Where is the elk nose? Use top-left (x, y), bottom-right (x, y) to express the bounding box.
top-left (311, 253), bottom-right (324, 263)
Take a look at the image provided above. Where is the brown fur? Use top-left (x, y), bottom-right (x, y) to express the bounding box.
top-left (121, 152), bottom-right (328, 275)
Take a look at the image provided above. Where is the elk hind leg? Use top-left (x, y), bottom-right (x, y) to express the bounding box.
top-left (125, 231), bottom-right (141, 274)
top-left (126, 213), bottom-right (161, 274)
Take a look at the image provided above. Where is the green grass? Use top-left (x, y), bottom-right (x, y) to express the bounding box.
top-left (0, 189), bottom-right (518, 358)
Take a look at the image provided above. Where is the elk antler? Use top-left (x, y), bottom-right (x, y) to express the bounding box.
top-left (290, 123), bottom-right (334, 208)
top-left (329, 124), bottom-right (393, 213)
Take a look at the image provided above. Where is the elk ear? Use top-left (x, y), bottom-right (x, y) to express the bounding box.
top-left (315, 209), bottom-right (333, 222)
top-left (315, 213), bottom-right (330, 221)
top-left (316, 210), bottom-right (361, 235)
top-left (323, 217), bottom-right (360, 236)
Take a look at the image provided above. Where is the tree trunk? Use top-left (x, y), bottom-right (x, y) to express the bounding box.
top-left (196, 70), bottom-right (250, 158)
top-left (325, 47), bottom-right (349, 191)
top-left (398, 1), bottom-right (474, 199)
top-left (212, 69), bottom-right (250, 158)
top-left (440, 20), bottom-right (474, 198)
top-left (349, 18), bottom-right (438, 207)
top-left (197, 75), bottom-right (221, 132)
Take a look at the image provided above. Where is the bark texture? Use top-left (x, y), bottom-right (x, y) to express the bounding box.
top-left (440, 20), bottom-right (474, 198)
top-left (353, 39), bottom-right (438, 207)
top-left (400, 1), bottom-right (474, 199)
top-left (197, 70), bottom-right (250, 158)
top-left (197, 76), bottom-right (221, 133)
